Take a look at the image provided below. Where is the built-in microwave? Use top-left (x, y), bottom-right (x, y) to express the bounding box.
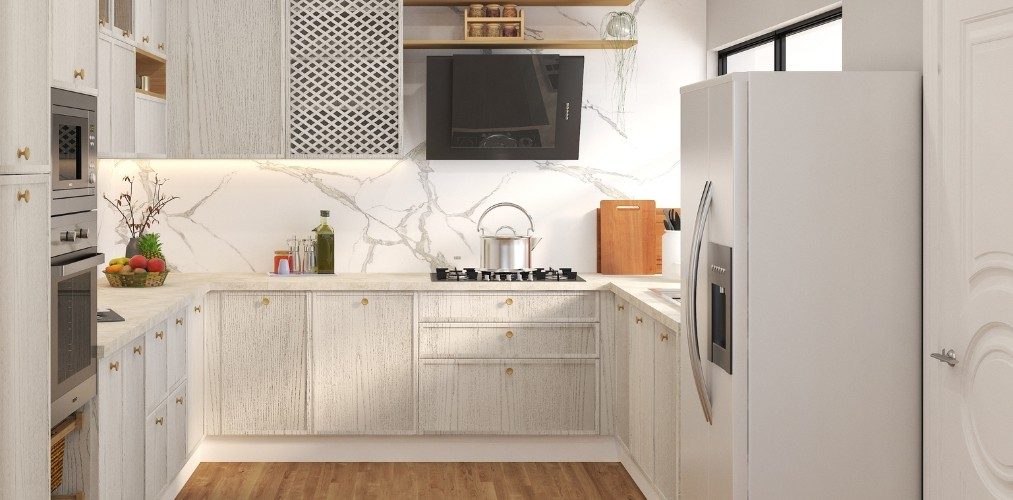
top-left (51, 88), bottom-right (97, 193)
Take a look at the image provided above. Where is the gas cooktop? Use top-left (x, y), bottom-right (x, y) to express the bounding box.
top-left (432, 267), bottom-right (584, 282)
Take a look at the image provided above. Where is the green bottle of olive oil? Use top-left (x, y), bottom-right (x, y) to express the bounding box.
top-left (314, 210), bottom-right (335, 274)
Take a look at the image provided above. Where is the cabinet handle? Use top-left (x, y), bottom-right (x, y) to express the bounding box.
top-left (176, 397), bottom-right (184, 405)
top-left (176, 318), bottom-right (183, 325)
top-left (505, 367), bottom-right (514, 376)
top-left (617, 304), bottom-right (624, 311)
top-left (505, 330), bottom-right (514, 339)
top-left (99, 19), bottom-right (107, 27)
top-left (194, 305), bottom-right (202, 313)
top-left (660, 332), bottom-right (670, 342)
top-left (16, 147), bottom-right (30, 160)
top-left (74, 68), bottom-right (86, 80)
top-left (158, 43), bottom-right (165, 51)
top-left (262, 297), bottom-right (270, 306)
top-left (122, 30), bottom-right (130, 37)
top-left (133, 345), bottom-right (142, 355)
top-left (155, 417), bottom-right (164, 426)
top-left (142, 35), bottom-right (150, 43)
top-left (635, 317), bottom-right (643, 324)
top-left (155, 331), bottom-right (164, 340)
top-left (361, 298), bottom-right (369, 306)
top-left (16, 190), bottom-right (29, 203)
top-left (109, 361), bottom-right (120, 371)
top-left (505, 298), bottom-right (514, 306)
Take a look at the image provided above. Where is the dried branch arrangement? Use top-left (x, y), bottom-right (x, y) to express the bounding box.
top-left (103, 174), bottom-right (179, 239)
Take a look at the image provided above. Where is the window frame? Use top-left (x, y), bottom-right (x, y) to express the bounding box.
top-left (717, 7), bottom-right (843, 75)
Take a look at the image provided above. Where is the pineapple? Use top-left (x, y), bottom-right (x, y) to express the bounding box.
top-left (136, 233), bottom-right (165, 262)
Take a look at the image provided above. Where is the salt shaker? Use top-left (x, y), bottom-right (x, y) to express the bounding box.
top-left (288, 237), bottom-right (303, 274)
top-left (302, 238), bottom-right (317, 274)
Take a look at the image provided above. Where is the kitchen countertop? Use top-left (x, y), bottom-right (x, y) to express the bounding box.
top-left (98, 273), bottom-right (681, 357)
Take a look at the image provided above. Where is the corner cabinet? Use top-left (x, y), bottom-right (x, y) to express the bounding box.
top-left (168, 0), bottom-right (403, 159)
top-left (0, 0), bottom-right (50, 174)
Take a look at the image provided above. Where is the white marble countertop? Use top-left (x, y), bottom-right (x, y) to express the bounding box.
top-left (98, 273), bottom-right (681, 357)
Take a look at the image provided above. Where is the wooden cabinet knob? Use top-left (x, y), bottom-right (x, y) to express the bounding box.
top-left (16, 147), bottom-right (30, 160)
top-left (176, 318), bottom-right (183, 325)
top-left (155, 417), bottom-right (164, 426)
top-left (660, 332), bottom-right (669, 342)
top-left (505, 298), bottom-right (514, 306)
top-left (74, 68), bottom-right (86, 80)
top-left (16, 190), bottom-right (29, 203)
top-left (155, 331), bottom-right (164, 340)
top-left (505, 330), bottom-right (514, 339)
top-left (635, 317), bottom-right (643, 324)
top-left (262, 297), bottom-right (270, 306)
top-left (109, 361), bottom-right (120, 371)
top-left (176, 397), bottom-right (184, 405)
top-left (194, 305), bottom-right (202, 313)
top-left (617, 304), bottom-right (624, 311)
top-left (361, 298), bottom-right (369, 306)
top-left (505, 367), bottom-right (514, 376)
top-left (133, 345), bottom-right (142, 355)
top-left (142, 35), bottom-right (150, 43)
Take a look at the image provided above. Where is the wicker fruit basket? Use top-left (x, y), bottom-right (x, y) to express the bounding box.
top-left (104, 270), bottom-right (169, 288)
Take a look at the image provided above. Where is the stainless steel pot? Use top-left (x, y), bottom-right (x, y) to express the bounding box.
top-left (477, 202), bottom-right (541, 270)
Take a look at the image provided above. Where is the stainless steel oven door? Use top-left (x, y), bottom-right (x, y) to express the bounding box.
top-left (51, 249), bottom-right (104, 424)
top-left (51, 101), bottom-right (97, 193)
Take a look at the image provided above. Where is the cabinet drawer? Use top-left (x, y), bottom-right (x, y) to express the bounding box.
top-left (418, 292), bottom-right (598, 323)
top-left (419, 323), bottom-right (598, 359)
top-left (419, 360), bottom-right (598, 435)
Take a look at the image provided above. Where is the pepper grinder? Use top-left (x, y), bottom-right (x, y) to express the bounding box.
top-left (288, 237), bottom-right (303, 275)
top-left (302, 238), bottom-right (317, 274)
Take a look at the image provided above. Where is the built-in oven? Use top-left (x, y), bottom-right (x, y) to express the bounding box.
top-left (51, 88), bottom-right (97, 193)
top-left (51, 87), bottom-right (101, 424)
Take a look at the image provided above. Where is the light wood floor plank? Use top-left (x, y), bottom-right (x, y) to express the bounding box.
top-left (177, 462), bottom-right (645, 499)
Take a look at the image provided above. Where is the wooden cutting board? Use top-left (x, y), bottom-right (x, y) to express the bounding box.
top-left (597, 200), bottom-right (658, 275)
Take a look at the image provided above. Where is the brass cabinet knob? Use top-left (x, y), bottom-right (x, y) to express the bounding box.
top-left (133, 345), bottom-right (142, 355)
top-left (176, 397), bottom-right (184, 405)
top-left (109, 361), bottom-right (120, 371)
top-left (361, 298), bottom-right (369, 306)
top-left (99, 19), bottom-right (107, 27)
top-left (617, 304), bottom-right (624, 311)
top-left (660, 332), bottom-right (670, 342)
top-left (74, 68), bottom-right (86, 79)
top-left (262, 297), bottom-right (270, 306)
top-left (505, 298), bottom-right (514, 306)
top-left (505, 330), bottom-right (514, 339)
top-left (155, 417), bottom-right (164, 426)
top-left (16, 190), bottom-right (29, 203)
top-left (176, 318), bottom-right (183, 325)
top-left (158, 43), bottom-right (165, 50)
top-left (16, 147), bottom-right (30, 160)
top-left (155, 331), bottom-right (164, 340)
top-left (505, 367), bottom-right (514, 376)
top-left (635, 317), bottom-right (643, 324)
top-left (142, 35), bottom-right (150, 43)
top-left (194, 305), bottom-right (202, 313)
top-left (122, 30), bottom-right (130, 37)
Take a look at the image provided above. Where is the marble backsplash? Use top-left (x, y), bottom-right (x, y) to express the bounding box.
top-left (97, 0), bottom-right (706, 273)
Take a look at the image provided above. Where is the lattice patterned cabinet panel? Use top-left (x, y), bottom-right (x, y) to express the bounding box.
top-left (289, 0), bottom-right (403, 158)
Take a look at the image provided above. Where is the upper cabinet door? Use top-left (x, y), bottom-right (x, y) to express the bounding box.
top-left (51, 0), bottom-right (99, 92)
top-left (134, 0), bottom-right (151, 51)
top-left (169, 0), bottom-right (286, 158)
top-left (150, 0), bottom-right (166, 54)
top-left (0, 0), bottom-right (50, 174)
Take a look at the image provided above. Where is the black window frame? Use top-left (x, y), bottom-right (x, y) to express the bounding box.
top-left (717, 7), bottom-right (843, 75)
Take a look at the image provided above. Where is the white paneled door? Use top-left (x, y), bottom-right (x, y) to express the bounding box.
top-left (926, 0), bottom-right (1013, 498)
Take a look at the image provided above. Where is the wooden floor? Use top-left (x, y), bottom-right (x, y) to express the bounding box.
top-left (177, 462), bottom-right (645, 499)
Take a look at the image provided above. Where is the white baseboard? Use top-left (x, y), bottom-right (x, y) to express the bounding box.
top-left (617, 440), bottom-right (664, 500)
top-left (161, 435), bottom-right (630, 498)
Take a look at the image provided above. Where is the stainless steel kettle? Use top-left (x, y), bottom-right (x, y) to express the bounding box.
top-left (477, 202), bottom-right (542, 270)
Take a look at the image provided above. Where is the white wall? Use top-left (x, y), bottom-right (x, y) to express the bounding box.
top-left (707, 0), bottom-right (921, 71)
top-left (98, 0), bottom-right (707, 273)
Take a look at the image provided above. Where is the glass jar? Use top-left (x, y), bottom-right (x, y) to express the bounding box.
top-left (273, 250), bottom-right (294, 274)
top-left (503, 23), bottom-right (520, 38)
top-left (487, 23), bottom-right (503, 37)
top-left (469, 22), bottom-right (487, 37)
top-left (485, 4), bottom-right (501, 17)
top-left (468, 3), bottom-right (485, 17)
top-left (502, 4), bottom-right (517, 17)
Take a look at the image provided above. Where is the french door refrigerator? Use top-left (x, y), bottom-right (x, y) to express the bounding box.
top-left (679, 72), bottom-right (922, 499)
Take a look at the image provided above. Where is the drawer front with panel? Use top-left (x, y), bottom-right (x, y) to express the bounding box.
top-left (419, 323), bottom-right (598, 359)
top-left (419, 359), bottom-right (598, 435)
top-left (418, 292), bottom-right (599, 323)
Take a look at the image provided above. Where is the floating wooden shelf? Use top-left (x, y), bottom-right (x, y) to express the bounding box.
top-left (135, 88), bottom-right (166, 100)
top-left (135, 48), bottom-right (167, 99)
top-left (404, 39), bottom-right (637, 49)
top-left (406, 0), bottom-right (633, 5)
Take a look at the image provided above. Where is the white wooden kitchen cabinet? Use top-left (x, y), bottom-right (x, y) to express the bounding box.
top-left (312, 293), bottom-right (414, 435)
top-left (418, 292), bottom-right (599, 323)
top-left (145, 320), bottom-right (168, 413)
top-left (419, 323), bottom-right (598, 359)
top-left (51, 0), bottom-right (98, 93)
top-left (134, 0), bottom-right (166, 55)
top-left (185, 299), bottom-right (204, 456)
top-left (0, 174), bottom-right (50, 498)
top-left (628, 309), bottom-right (656, 481)
top-left (98, 33), bottom-right (136, 156)
top-left (167, 384), bottom-right (187, 479)
top-left (97, 335), bottom-right (146, 500)
top-left (654, 319), bottom-right (679, 500)
top-left (135, 95), bottom-right (167, 157)
top-left (210, 292), bottom-right (308, 435)
top-left (0, 0), bottom-right (50, 174)
top-left (614, 298), bottom-right (631, 449)
top-left (167, 307), bottom-right (186, 389)
top-left (144, 402), bottom-right (168, 500)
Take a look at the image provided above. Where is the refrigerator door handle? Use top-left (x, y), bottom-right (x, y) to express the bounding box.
top-left (686, 180), bottom-right (714, 424)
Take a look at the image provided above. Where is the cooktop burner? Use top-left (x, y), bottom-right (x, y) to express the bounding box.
top-left (432, 267), bottom-right (584, 282)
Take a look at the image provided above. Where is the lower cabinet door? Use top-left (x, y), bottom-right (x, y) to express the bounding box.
top-left (122, 337), bottom-right (147, 499)
top-left (145, 321), bottom-right (168, 414)
top-left (97, 351), bottom-right (124, 500)
top-left (654, 325), bottom-right (679, 500)
top-left (629, 310), bottom-right (656, 480)
top-left (145, 403), bottom-right (168, 499)
top-left (420, 360), bottom-right (598, 435)
top-left (186, 298), bottom-right (205, 455)
top-left (167, 384), bottom-right (188, 477)
top-left (167, 308), bottom-right (186, 391)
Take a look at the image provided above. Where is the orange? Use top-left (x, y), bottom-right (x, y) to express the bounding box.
top-left (107, 264), bottom-right (123, 274)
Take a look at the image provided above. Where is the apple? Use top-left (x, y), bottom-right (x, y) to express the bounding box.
top-left (133, 268), bottom-right (147, 275)
top-left (147, 258), bottom-right (166, 273)
top-left (117, 265), bottom-right (133, 275)
top-left (129, 255), bottom-right (148, 270)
